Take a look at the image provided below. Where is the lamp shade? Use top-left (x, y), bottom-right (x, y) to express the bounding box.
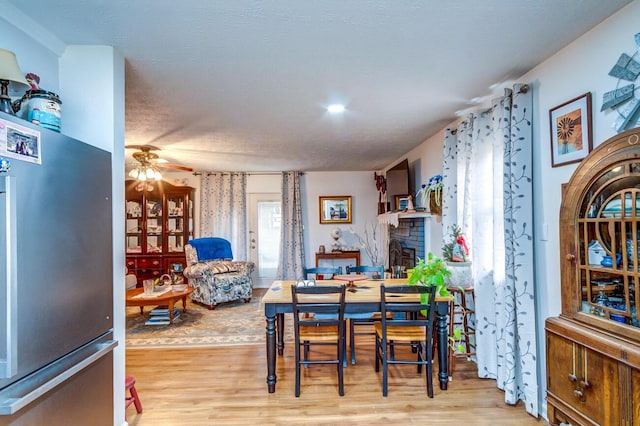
top-left (0, 49), bottom-right (29, 94)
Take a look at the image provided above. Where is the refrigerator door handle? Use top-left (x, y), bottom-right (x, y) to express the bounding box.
top-left (0, 175), bottom-right (17, 379)
top-left (0, 334), bottom-right (117, 415)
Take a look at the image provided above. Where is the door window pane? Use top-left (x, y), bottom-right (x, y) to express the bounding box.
top-left (258, 201), bottom-right (280, 278)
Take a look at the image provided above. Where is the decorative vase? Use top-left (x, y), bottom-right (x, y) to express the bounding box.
top-left (445, 261), bottom-right (473, 289)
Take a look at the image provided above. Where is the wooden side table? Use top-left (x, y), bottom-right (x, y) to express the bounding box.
top-left (315, 250), bottom-right (361, 268)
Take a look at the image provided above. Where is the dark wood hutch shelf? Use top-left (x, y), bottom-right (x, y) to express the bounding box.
top-left (125, 180), bottom-right (194, 286)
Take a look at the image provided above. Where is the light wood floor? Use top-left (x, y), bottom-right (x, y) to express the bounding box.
top-left (125, 340), bottom-right (546, 425)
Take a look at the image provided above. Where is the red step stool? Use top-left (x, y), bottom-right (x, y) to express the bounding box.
top-left (125, 375), bottom-right (143, 414)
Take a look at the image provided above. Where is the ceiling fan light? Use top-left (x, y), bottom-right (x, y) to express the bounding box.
top-left (145, 167), bottom-right (155, 179)
top-left (138, 172), bottom-right (147, 181)
top-left (154, 170), bottom-right (162, 181)
top-left (128, 168), bottom-right (139, 178)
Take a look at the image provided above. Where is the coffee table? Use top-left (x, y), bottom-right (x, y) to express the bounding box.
top-left (126, 286), bottom-right (194, 324)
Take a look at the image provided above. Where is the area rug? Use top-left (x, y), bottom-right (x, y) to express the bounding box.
top-left (126, 288), bottom-right (287, 348)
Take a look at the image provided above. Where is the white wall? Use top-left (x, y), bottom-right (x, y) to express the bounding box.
top-left (303, 172), bottom-right (380, 267)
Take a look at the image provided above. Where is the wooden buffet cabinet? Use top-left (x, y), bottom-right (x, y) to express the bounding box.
top-left (546, 128), bottom-right (640, 426)
top-left (125, 180), bottom-right (194, 286)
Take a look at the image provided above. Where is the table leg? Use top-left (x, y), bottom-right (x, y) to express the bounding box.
top-left (181, 295), bottom-right (188, 312)
top-left (436, 301), bottom-right (449, 390)
top-left (138, 306), bottom-right (144, 315)
top-left (266, 313), bottom-right (277, 393)
top-left (277, 313), bottom-right (285, 356)
top-left (168, 301), bottom-right (175, 324)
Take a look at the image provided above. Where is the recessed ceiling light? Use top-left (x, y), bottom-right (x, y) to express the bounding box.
top-left (327, 104), bottom-right (345, 113)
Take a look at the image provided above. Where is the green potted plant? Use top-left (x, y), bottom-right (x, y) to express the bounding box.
top-left (407, 252), bottom-right (451, 298)
top-left (407, 252), bottom-right (463, 352)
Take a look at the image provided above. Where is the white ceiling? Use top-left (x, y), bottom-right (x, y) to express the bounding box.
top-left (6, 0), bottom-right (632, 172)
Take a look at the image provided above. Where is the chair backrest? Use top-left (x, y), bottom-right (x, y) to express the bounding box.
top-left (379, 284), bottom-right (437, 335)
top-left (187, 237), bottom-right (233, 262)
top-left (304, 266), bottom-right (342, 280)
top-left (291, 284), bottom-right (346, 328)
top-left (346, 265), bottom-right (384, 275)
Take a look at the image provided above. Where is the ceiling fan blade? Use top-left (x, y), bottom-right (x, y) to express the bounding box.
top-left (159, 163), bottom-right (194, 172)
top-left (125, 144), bottom-right (160, 151)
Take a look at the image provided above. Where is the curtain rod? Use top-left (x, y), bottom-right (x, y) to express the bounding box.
top-left (448, 84), bottom-right (530, 134)
top-left (192, 171), bottom-right (305, 176)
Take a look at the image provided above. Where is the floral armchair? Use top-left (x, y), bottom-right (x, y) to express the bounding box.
top-left (183, 237), bottom-right (255, 309)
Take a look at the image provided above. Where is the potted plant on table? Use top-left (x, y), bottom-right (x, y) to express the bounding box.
top-left (407, 252), bottom-right (463, 351)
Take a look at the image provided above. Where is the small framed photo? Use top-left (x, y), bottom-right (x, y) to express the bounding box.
top-left (319, 196), bottom-right (352, 224)
top-left (394, 194), bottom-right (410, 211)
top-left (549, 92), bottom-right (592, 167)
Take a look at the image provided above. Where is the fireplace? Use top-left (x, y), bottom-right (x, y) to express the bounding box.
top-left (379, 211), bottom-right (433, 270)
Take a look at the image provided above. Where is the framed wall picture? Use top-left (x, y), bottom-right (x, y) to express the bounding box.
top-left (319, 196), bottom-right (352, 224)
top-left (549, 92), bottom-right (593, 167)
top-left (394, 194), bottom-right (410, 211)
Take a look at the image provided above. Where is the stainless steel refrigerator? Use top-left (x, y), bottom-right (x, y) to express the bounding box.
top-left (0, 112), bottom-right (115, 425)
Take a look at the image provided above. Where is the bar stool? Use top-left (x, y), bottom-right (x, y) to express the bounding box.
top-left (125, 375), bottom-right (143, 414)
top-left (447, 286), bottom-right (476, 377)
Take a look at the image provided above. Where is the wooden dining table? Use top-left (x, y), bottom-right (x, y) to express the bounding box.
top-left (262, 278), bottom-right (452, 393)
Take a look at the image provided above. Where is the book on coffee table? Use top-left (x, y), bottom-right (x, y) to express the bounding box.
top-left (145, 307), bottom-right (180, 325)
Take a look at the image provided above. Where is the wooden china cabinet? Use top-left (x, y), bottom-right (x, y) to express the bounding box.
top-left (546, 128), bottom-right (640, 425)
top-left (125, 180), bottom-right (194, 286)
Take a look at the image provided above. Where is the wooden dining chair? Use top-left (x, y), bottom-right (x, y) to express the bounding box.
top-left (304, 266), bottom-right (342, 280)
top-left (291, 284), bottom-right (347, 397)
top-left (344, 264), bottom-right (385, 364)
top-left (374, 284), bottom-right (437, 397)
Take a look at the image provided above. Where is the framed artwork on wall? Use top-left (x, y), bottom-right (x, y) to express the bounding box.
top-left (319, 195), bottom-right (352, 224)
top-left (394, 194), bottom-right (410, 211)
top-left (549, 92), bottom-right (593, 167)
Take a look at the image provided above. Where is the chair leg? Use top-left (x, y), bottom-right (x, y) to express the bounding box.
top-left (382, 349), bottom-right (389, 397)
top-left (303, 341), bottom-right (309, 369)
top-left (295, 347), bottom-right (301, 397)
top-left (350, 319), bottom-right (356, 365)
top-left (338, 337), bottom-right (345, 396)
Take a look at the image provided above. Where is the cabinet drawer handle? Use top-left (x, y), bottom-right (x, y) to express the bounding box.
top-left (573, 389), bottom-right (584, 399)
top-left (565, 253), bottom-right (576, 262)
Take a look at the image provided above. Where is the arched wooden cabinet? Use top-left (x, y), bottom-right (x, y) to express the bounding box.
top-left (125, 180), bottom-right (194, 286)
top-left (546, 128), bottom-right (640, 425)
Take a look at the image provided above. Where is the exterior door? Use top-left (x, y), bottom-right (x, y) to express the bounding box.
top-left (248, 193), bottom-right (281, 287)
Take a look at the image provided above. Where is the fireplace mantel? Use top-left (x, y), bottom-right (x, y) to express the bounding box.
top-left (377, 211), bottom-right (433, 227)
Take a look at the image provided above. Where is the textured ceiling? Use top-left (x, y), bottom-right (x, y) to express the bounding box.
top-left (6, 0), bottom-right (632, 172)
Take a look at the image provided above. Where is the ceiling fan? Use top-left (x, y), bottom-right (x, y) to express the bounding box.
top-left (126, 145), bottom-right (193, 191)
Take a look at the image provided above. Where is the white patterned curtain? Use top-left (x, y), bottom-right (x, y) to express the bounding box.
top-left (199, 172), bottom-right (248, 260)
top-left (442, 84), bottom-right (537, 416)
top-left (276, 171), bottom-right (305, 280)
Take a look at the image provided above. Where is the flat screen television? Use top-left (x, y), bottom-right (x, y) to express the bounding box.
top-left (386, 159), bottom-right (410, 210)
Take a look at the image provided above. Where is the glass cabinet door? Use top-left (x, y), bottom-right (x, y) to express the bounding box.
top-left (125, 194), bottom-right (143, 254)
top-left (166, 194), bottom-right (186, 253)
top-left (576, 160), bottom-right (640, 330)
top-left (145, 196), bottom-right (163, 254)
